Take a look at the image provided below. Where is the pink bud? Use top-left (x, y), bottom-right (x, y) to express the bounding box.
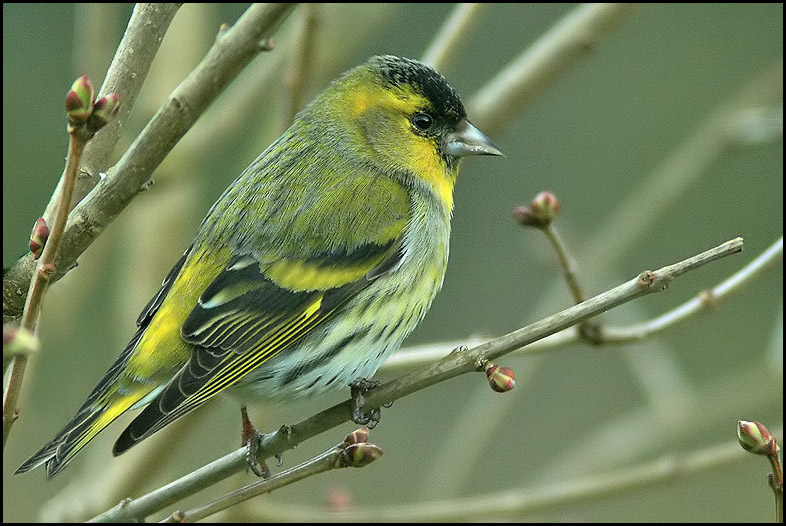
top-left (29, 217), bottom-right (50, 260)
top-left (486, 365), bottom-right (516, 393)
top-left (65, 75), bottom-right (95, 124)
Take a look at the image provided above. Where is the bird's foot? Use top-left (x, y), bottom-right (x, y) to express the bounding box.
top-left (240, 405), bottom-right (271, 478)
top-left (349, 378), bottom-right (392, 429)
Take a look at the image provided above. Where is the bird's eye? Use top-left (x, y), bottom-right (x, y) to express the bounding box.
top-left (412, 112), bottom-right (433, 131)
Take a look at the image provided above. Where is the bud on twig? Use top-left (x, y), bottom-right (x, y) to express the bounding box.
top-left (65, 75), bottom-right (95, 124)
top-left (29, 217), bottom-right (50, 260)
top-left (4, 324), bottom-right (40, 367)
top-left (514, 191), bottom-right (561, 228)
top-left (90, 93), bottom-right (120, 131)
top-left (531, 191), bottom-right (560, 223)
top-left (338, 442), bottom-right (383, 468)
top-left (512, 206), bottom-right (538, 227)
top-left (738, 420), bottom-right (778, 456)
top-left (737, 420), bottom-right (783, 522)
top-left (343, 427), bottom-right (370, 446)
top-left (486, 364), bottom-right (516, 393)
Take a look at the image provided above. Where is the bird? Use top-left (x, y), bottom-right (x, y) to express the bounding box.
top-left (16, 54), bottom-right (502, 478)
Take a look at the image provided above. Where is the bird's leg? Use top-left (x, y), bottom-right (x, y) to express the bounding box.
top-left (349, 378), bottom-right (392, 429)
top-left (240, 405), bottom-right (270, 478)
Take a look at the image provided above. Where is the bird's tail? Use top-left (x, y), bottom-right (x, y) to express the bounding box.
top-left (15, 392), bottom-right (145, 478)
top-left (15, 328), bottom-right (153, 478)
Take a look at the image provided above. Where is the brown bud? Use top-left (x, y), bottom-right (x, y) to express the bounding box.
top-left (738, 420), bottom-right (778, 456)
top-left (512, 206), bottom-right (539, 227)
top-left (486, 364), bottom-right (516, 393)
top-left (514, 191), bottom-right (561, 227)
top-left (530, 191), bottom-right (560, 224)
top-left (29, 217), bottom-right (50, 260)
top-left (338, 442), bottom-right (383, 468)
top-left (65, 75), bottom-right (95, 124)
top-left (89, 93), bottom-right (120, 131)
top-left (343, 427), bottom-right (370, 446)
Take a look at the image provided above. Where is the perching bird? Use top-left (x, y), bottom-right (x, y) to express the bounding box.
top-left (17, 55), bottom-right (502, 478)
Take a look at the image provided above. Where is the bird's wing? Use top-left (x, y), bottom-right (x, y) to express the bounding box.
top-left (15, 249), bottom-right (192, 476)
top-left (113, 217), bottom-right (407, 454)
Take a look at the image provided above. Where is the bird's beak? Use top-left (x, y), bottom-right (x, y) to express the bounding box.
top-left (443, 119), bottom-right (504, 157)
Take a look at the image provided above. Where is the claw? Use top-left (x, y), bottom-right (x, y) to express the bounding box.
top-left (349, 378), bottom-right (386, 428)
top-left (241, 406), bottom-right (270, 478)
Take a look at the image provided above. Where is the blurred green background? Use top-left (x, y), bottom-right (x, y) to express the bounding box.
top-left (3, 3), bottom-right (782, 522)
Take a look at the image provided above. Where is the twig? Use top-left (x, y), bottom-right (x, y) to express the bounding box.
top-left (155, 430), bottom-right (381, 524)
top-left (84, 238), bottom-right (743, 521)
top-left (513, 191), bottom-right (605, 341)
top-left (250, 429), bottom-right (783, 522)
top-left (2, 3), bottom-right (296, 322)
top-left (599, 236), bottom-right (783, 342)
top-left (468, 3), bottom-right (639, 133)
top-left (738, 420), bottom-right (783, 523)
top-left (283, 3), bottom-right (320, 127)
top-left (385, 234), bottom-right (778, 371)
top-left (3, 76), bottom-right (106, 446)
top-left (3, 132), bottom-right (84, 446)
top-left (540, 223), bottom-right (585, 303)
top-left (41, 3), bottom-right (181, 232)
top-left (421, 3), bottom-right (485, 72)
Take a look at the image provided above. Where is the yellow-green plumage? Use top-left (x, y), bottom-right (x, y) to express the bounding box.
top-left (17, 55), bottom-right (502, 478)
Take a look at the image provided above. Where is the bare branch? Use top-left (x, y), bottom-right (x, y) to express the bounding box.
top-left (86, 237), bottom-right (743, 521)
top-left (42, 3), bottom-right (182, 229)
top-left (468, 3), bottom-right (639, 133)
top-left (3, 3), bottom-right (296, 322)
top-left (421, 3), bottom-right (485, 72)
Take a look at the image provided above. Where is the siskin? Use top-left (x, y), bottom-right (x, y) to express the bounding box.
top-left (17, 55), bottom-right (502, 478)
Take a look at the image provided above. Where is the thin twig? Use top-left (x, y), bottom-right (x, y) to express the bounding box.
top-left (85, 238), bottom-right (743, 521)
top-left (541, 222), bottom-right (585, 303)
top-left (381, 235), bottom-right (781, 371)
top-left (157, 437), bottom-right (380, 523)
top-left (158, 448), bottom-right (344, 523)
top-left (468, 3), bottom-right (639, 133)
top-left (42, 3), bottom-right (182, 231)
top-left (2, 3), bottom-right (296, 322)
top-left (283, 3), bottom-right (320, 128)
top-left (421, 3), bottom-right (485, 72)
top-left (92, 429), bottom-right (380, 523)
top-left (768, 446), bottom-right (784, 523)
top-left (3, 123), bottom-right (87, 446)
top-left (250, 428), bottom-right (782, 522)
top-left (599, 236), bottom-right (783, 342)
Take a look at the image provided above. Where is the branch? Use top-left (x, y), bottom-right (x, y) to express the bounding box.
top-left (599, 236), bottom-right (783, 342)
top-left (282, 3), bottom-right (320, 127)
top-left (4, 78), bottom-right (121, 446)
top-left (3, 133), bottom-right (84, 445)
top-left (3, 4), bottom-right (180, 323)
top-left (252, 428), bottom-right (783, 521)
top-left (41, 3), bottom-right (181, 230)
top-left (468, 3), bottom-right (639, 134)
top-left (87, 237), bottom-right (743, 521)
top-left (383, 234), bottom-right (780, 373)
top-left (157, 429), bottom-right (381, 523)
top-left (421, 3), bottom-right (486, 72)
top-left (2, 3), bottom-right (297, 322)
